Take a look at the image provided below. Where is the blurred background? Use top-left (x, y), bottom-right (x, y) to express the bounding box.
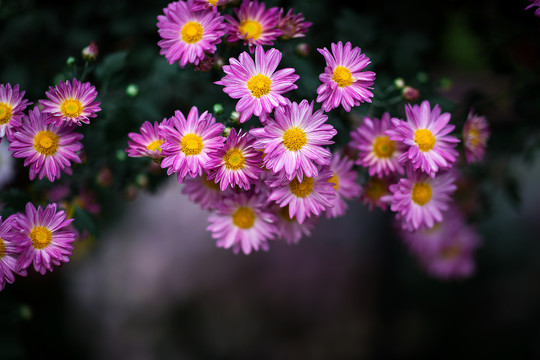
top-left (1, 0), bottom-right (540, 359)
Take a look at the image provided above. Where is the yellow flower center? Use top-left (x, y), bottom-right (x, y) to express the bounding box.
top-left (328, 173), bottom-right (339, 191)
top-left (34, 131), bottom-right (59, 156)
top-left (414, 128), bottom-right (436, 152)
top-left (146, 139), bottom-right (164, 152)
top-left (30, 226), bottom-right (53, 249)
top-left (207, 0), bottom-right (218, 5)
top-left (223, 148), bottom-right (245, 170)
top-left (289, 177), bottom-right (314, 198)
top-left (60, 99), bottom-right (84, 118)
top-left (440, 244), bottom-right (461, 259)
top-left (239, 20), bottom-right (263, 40)
top-left (202, 173), bottom-right (220, 190)
top-left (0, 103), bottom-right (13, 125)
top-left (282, 127), bottom-right (307, 151)
top-left (332, 66), bottom-right (353, 87)
top-left (0, 238), bottom-right (5, 258)
top-left (468, 128), bottom-right (479, 146)
top-left (247, 74), bottom-right (272, 98)
top-left (373, 136), bottom-right (396, 158)
top-left (181, 133), bottom-right (204, 156)
top-left (181, 21), bottom-right (204, 44)
top-left (411, 182), bottom-right (432, 206)
top-left (365, 177), bottom-right (386, 200)
top-left (232, 206), bottom-right (256, 229)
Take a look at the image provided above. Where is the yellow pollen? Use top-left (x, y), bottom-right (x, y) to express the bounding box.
top-left (414, 128), bottom-right (436, 152)
top-left (207, 0), bottom-right (218, 5)
top-left (34, 131), bottom-right (59, 156)
top-left (60, 99), bottom-right (84, 118)
top-left (289, 177), bottom-right (314, 198)
top-left (146, 139), bottom-right (164, 152)
top-left (411, 182), bottom-right (432, 206)
top-left (468, 128), bottom-right (479, 146)
top-left (282, 127), bottom-right (307, 151)
top-left (181, 133), bottom-right (204, 156)
top-left (373, 136), bottom-right (396, 158)
top-left (30, 226), bottom-right (53, 249)
top-left (239, 20), bottom-right (263, 40)
top-left (232, 206), bottom-right (256, 229)
top-left (223, 148), bottom-right (245, 170)
top-left (365, 177), bottom-right (387, 200)
top-left (328, 173), bottom-right (339, 191)
top-left (181, 21), bottom-right (204, 44)
top-left (332, 66), bottom-right (353, 87)
top-left (0, 103), bottom-right (13, 125)
top-left (247, 74), bottom-right (272, 98)
top-left (202, 173), bottom-right (220, 190)
top-left (440, 244), bottom-right (461, 259)
top-left (0, 238), bottom-right (5, 258)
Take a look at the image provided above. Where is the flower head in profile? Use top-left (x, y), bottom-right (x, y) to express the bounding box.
top-left (462, 109), bottom-right (490, 164)
top-left (207, 192), bottom-right (277, 254)
top-left (316, 41), bottom-right (375, 112)
top-left (0, 83), bottom-right (32, 138)
top-left (9, 107), bottom-right (84, 182)
top-left (273, 204), bottom-right (316, 245)
top-left (250, 100), bottom-right (336, 181)
top-left (0, 216), bottom-right (28, 291)
top-left (350, 112), bottom-right (404, 177)
top-left (277, 8), bottom-right (312, 40)
top-left (181, 173), bottom-right (232, 211)
top-left (387, 100), bottom-right (459, 177)
top-left (325, 151), bottom-right (361, 218)
top-left (39, 78), bottom-right (101, 127)
top-left (215, 45), bottom-right (299, 123)
top-left (12, 202), bottom-right (76, 275)
top-left (126, 120), bottom-right (168, 162)
top-left (157, 0), bottom-right (226, 68)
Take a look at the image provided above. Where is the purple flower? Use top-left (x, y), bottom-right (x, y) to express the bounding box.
top-left (0, 216), bottom-right (27, 291)
top-left (526, 0), bottom-right (540, 17)
top-left (181, 173), bottom-right (232, 211)
top-left (126, 120), bottom-right (168, 162)
top-left (359, 175), bottom-right (393, 211)
top-left (462, 109), bottom-right (490, 164)
top-left (190, 0), bottom-right (233, 12)
top-left (276, 8), bottom-right (312, 40)
top-left (325, 151), bottom-right (361, 218)
top-left (273, 204), bottom-right (316, 245)
top-left (0, 83), bottom-right (32, 138)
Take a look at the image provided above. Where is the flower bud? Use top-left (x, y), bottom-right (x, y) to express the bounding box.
top-left (126, 83), bottom-right (139, 97)
top-left (295, 42), bottom-right (310, 57)
top-left (82, 41), bottom-right (98, 61)
top-left (401, 86), bottom-right (420, 102)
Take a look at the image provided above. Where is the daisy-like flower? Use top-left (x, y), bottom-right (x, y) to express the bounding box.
top-left (12, 202), bottom-right (76, 275)
top-left (350, 112), bottom-right (404, 177)
top-left (360, 175), bottom-right (393, 211)
top-left (526, 0), bottom-right (540, 17)
top-left (277, 8), bottom-right (312, 40)
top-left (387, 100), bottom-right (460, 177)
top-left (273, 204), bottom-right (316, 245)
top-left (267, 166), bottom-right (336, 224)
top-left (0, 216), bottom-right (27, 291)
top-left (181, 173), bottom-right (232, 210)
top-left (0, 140), bottom-right (16, 189)
top-left (206, 128), bottom-right (263, 191)
top-left (190, 0), bottom-right (233, 12)
top-left (316, 41), bottom-right (375, 112)
top-left (224, 0), bottom-right (282, 50)
top-left (462, 109), bottom-right (490, 164)
top-left (325, 151), bottom-right (361, 218)
top-left (250, 99), bottom-right (336, 181)
top-left (207, 191), bottom-right (277, 254)
top-left (157, 0), bottom-right (226, 68)
top-left (39, 78), bottom-right (101, 127)
top-left (388, 167), bottom-right (457, 231)
top-left (9, 107), bottom-right (83, 182)
top-left (0, 83), bottom-right (31, 138)
top-left (215, 45), bottom-right (299, 123)
top-left (126, 120), bottom-right (168, 163)
top-left (160, 106), bottom-right (225, 183)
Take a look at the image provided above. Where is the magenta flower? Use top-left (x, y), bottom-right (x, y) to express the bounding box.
top-left (181, 173), bottom-right (232, 210)
top-left (12, 202), bottom-right (76, 275)
top-left (207, 191), bottom-right (277, 254)
top-left (39, 78), bottom-right (101, 127)
top-left (350, 112), bottom-right (404, 177)
top-left (191, 0), bottom-right (233, 12)
top-left (325, 151), bottom-right (361, 218)
top-left (316, 41), bottom-right (375, 112)
top-left (224, 0), bottom-right (282, 50)
top-left (462, 109), bottom-right (490, 164)
top-left (526, 0), bottom-right (540, 17)
top-left (126, 120), bottom-right (168, 162)
top-left (276, 8), bottom-right (312, 40)
top-left (0, 215), bottom-right (27, 291)
top-left (250, 99), bottom-right (336, 181)
top-left (359, 175), bottom-right (393, 211)
top-left (387, 100), bottom-right (460, 177)
top-left (157, 0), bottom-right (226, 68)
top-left (0, 83), bottom-right (31, 138)
top-left (206, 128), bottom-right (263, 191)
top-left (159, 106), bottom-right (225, 183)
top-left (9, 107), bottom-right (83, 182)
top-left (215, 45), bottom-right (299, 123)
top-left (273, 204), bottom-right (316, 245)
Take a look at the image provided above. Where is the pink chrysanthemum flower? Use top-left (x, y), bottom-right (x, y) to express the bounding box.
top-left (191, 0), bottom-right (233, 12)
top-left (277, 8), bottom-right (312, 40)
top-left (160, 106), bottom-right (225, 183)
top-left (0, 216), bottom-right (27, 291)
top-left (462, 109), bottom-right (490, 164)
top-left (350, 112), bottom-right (404, 177)
top-left (12, 202), bottom-right (76, 275)
top-left (157, 0), bottom-right (226, 68)
top-left (9, 107), bottom-right (83, 182)
top-left (267, 166), bottom-right (336, 224)
top-left (273, 204), bottom-right (316, 245)
top-left (0, 83), bottom-right (31, 138)
top-left (224, 0), bottom-right (282, 50)
top-left (207, 192), bottom-right (277, 254)
top-left (387, 100), bottom-right (460, 177)
top-left (325, 151), bottom-right (361, 218)
top-left (181, 173), bottom-right (232, 210)
top-left (526, 0), bottom-right (540, 17)
top-left (359, 175), bottom-right (393, 211)
top-left (206, 128), bottom-right (263, 191)
top-left (39, 78), bottom-right (101, 127)
top-left (387, 167), bottom-right (457, 231)
top-left (126, 120), bottom-right (168, 162)
top-left (215, 45), bottom-right (299, 123)
top-left (250, 99), bottom-right (336, 181)
top-left (316, 41), bottom-right (375, 112)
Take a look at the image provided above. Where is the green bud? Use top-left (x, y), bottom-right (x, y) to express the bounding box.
top-left (394, 77), bottom-right (405, 89)
top-left (116, 149), bottom-right (127, 161)
top-left (126, 83), bottom-right (139, 97)
top-left (213, 103), bottom-right (224, 114)
top-left (66, 56), bottom-right (76, 66)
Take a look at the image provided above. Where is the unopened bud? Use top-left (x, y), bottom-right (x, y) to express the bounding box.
top-left (295, 42), bottom-right (310, 57)
top-left (230, 111), bottom-right (240, 124)
top-left (223, 127), bottom-right (231, 137)
top-left (126, 83), bottom-right (139, 97)
top-left (213, 103), bottom-right (224, 115)
top-left (96, 167), bottom-right (113, 187)
top-left (394, 77), bottom-right (405, 89)
top-left (82, 41), bottom-right (99, 61)
top-left (402, 86), bottom-right (420, 102)
top-left (66, 56), bottom-right (76, 66)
